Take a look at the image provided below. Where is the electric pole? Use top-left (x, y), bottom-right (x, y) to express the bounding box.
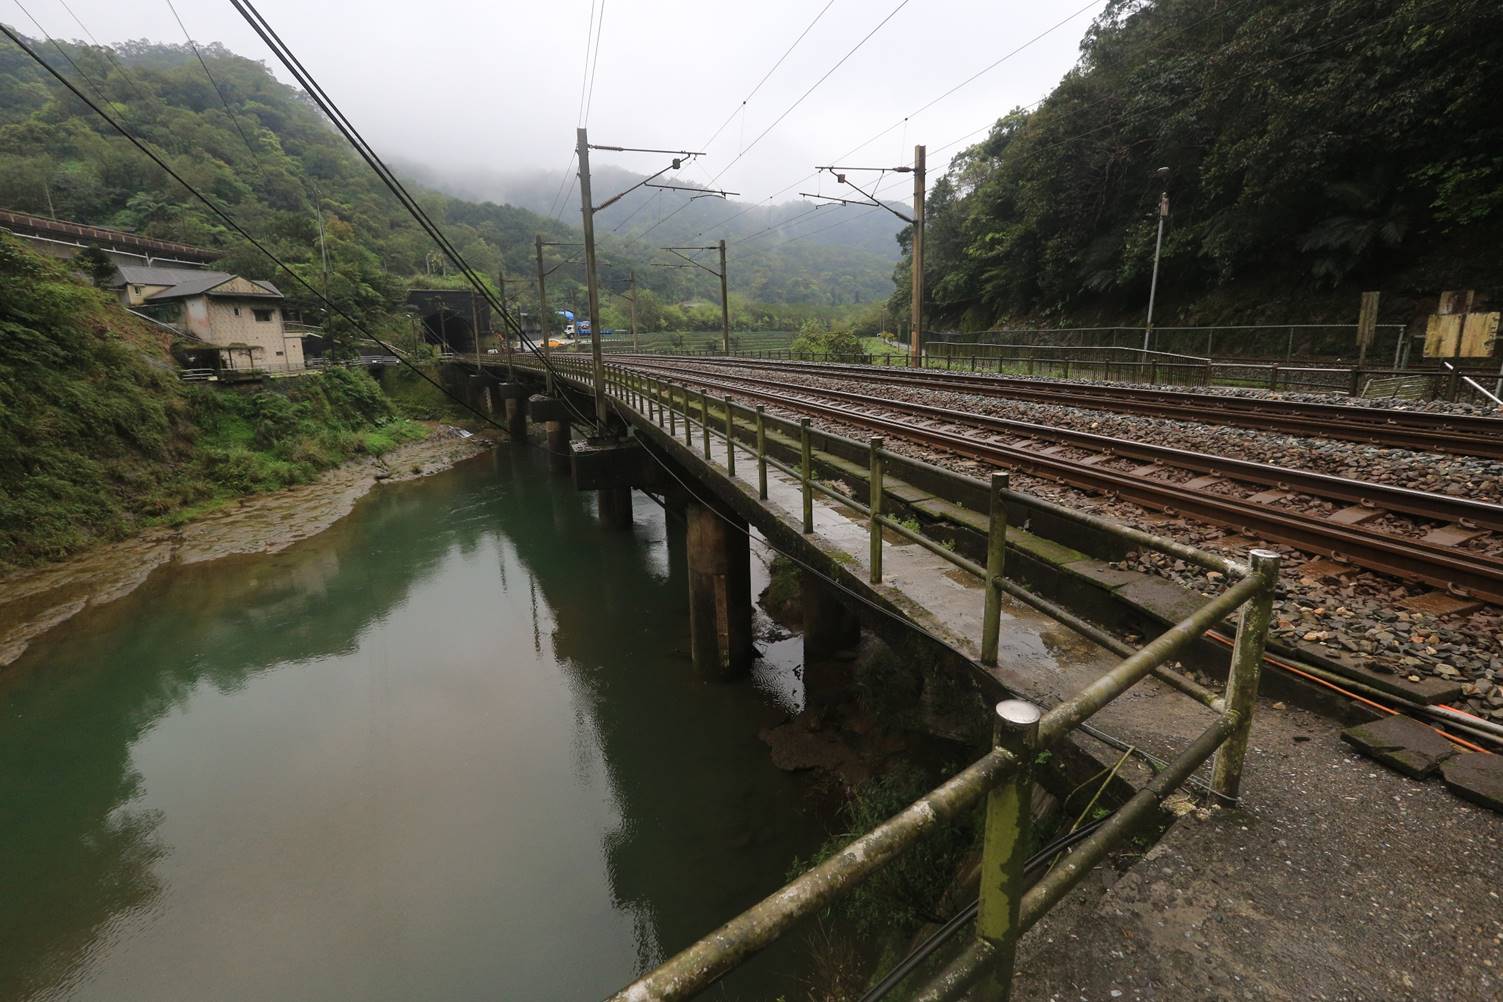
top-left (576, 127), bottom-right (609, 429)
top-left (657, 245), bottom-right (730, 354)
top-left (910, 144), bottom-right (925, 367)
top-left (804, 149), bottom-right (924, 365)
top-left (718, 239), bottom-right (731, 356)
top-left (497, 263), bottom-right (512, 379)
top-left (534, 236), bottom-right (584, 394)
top-left (628, 269), bottom-right (640, 353)
top-left (1143, 166), bottom-right (1170, 353)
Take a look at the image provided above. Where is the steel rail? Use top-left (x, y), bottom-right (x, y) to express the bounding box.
top-left (617, 361), bottom-right (1503, 604)
top-left (616, 354), bottom-right (1503, 460)
top-left (626, 361), bottom-right (1503, 531)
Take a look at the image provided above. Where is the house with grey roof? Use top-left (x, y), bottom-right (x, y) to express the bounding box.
top-left (113, 265), bottom-right (304, 372)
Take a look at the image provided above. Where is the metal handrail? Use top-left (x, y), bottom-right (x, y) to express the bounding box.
top-left (540, 359), bottom-right (1281, 1000)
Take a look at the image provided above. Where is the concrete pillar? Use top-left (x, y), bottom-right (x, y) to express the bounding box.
top-left (686, 503), bottom-right (753, 681)
top-left (505, 395), bottom-right (527, 441)
top-left (466, 374), bottom-right (491, 414)
top-left (598, 486), bottom-right (633, 529)
top-left (529, 394), bottom-right (572, 473)
top-left (801, 570), bottom-right (861, 658)
top-left (546, 420), bottom-right (571, 473)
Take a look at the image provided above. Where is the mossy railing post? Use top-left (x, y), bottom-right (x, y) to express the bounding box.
top-left (669, 382), bottom-right (678, 436)
top-left (799, 418), bottom-right (813, 534)
top-left (980, 471), bottom-right (1010, 666)
top-left (976, 699), bottom-right (1040, 1000)
top-left (723, 395), bottom-right (736, 477)
top-left (1212, 548), bottom-right (1281, 801)
top-left (699, 389), bottom-right (711, 461)
top-left (755, 406), bottom-right (768, 500)
top-left (868, 437), bottom-right (884, 583)
top-left (682, 383), bottom-right (693, 448)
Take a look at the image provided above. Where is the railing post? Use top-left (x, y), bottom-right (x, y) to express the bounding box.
top-left (700, 389), bottom-right (711, 461)
top-left (682, 383), bottom-right (693, 447)
top-left (1212, 548), bottom-right (1281, 802)
top-left (980, 472), bottom-right (1010, 666)
top-left (868, 437), bottom-right (884, 584)
top-left (976, 699), bottom-right (1040, 1000)
top-left (723, 396), bottom-right (736, 477)
top-left (669, 382), bottom-right (678, 436)
top-left (799, 417), bottom-right (813, 534)
top-left (755, 406), bottom-right (768, 500)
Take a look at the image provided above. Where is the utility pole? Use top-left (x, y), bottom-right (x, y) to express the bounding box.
top-left (628, 268), bottom-right (640, 353)
top-left (910, 144), bottom-right (925, 367)
top-left (718, 239), bottom-right (731, 355)
top-left (1143, 167), bottom-right (1170, 352)
top-left (576, 127), bottom-right (609, 429)
top-left (497, 263), bottom-right (513, 379)
top-left (535, 235), bottom-right (551, 367)
top-left (575, 131), bottom-right (716, 430)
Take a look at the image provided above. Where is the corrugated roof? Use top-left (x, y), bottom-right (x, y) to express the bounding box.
top-left (142, 273), bottom-right (282, 301)
top-left (115, 264), bottom-right (217, 287)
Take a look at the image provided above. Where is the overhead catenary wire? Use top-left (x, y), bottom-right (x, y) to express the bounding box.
top-left (12, 1), bottom-right (131, 123)
top-left (698, 0), bottom-right (837, 152)
top-left (703, 0), bottom-right (911, 189)
top-left (581, 0), bottom-right (607, 127)
top-left (227, 0), bottom-right (589, 423)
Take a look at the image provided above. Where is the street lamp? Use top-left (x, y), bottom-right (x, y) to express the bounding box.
top-left (1143, 166), bottom-right (1170, 353)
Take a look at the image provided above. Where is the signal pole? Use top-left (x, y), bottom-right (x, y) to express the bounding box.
top-left (535, 235), bottom-right (551, 367)
top-left (1143, 166), bottom-right (1170, 352)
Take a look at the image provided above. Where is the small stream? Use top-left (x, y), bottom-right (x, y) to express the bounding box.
top-left (0, 447), bottom-right (833, 1000)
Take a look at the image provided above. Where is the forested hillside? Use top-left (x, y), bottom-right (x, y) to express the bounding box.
top-left (0, 35), bottom-right (892, 339)
top-left (894, 0), bottom-right (1503, 330)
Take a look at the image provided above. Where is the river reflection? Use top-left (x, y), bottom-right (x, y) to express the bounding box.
top-left (0, 447), bottom-right (827, 1001)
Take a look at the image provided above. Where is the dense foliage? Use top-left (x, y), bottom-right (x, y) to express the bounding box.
top-left (0, 235), bottom-right (422, 570)
top-left (893, 0), bottom-right (1503, 329)
top-left (0, 36), bottom-right (890, 342)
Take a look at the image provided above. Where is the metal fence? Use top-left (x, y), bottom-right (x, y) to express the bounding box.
top-left (924, 323), bottom-right (1412, 366)
top-left (538, 355), bottom-right (1282, 1001)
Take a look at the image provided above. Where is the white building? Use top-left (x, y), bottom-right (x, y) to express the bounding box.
top-left (114, 265), bottom-right (304, 372)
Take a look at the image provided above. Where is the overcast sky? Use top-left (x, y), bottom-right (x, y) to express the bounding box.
top-left (17, 0), bottom-right (1103, 203)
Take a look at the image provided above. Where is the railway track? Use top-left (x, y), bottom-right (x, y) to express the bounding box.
top-left (608, 354), bottom-right (1503, 460)
top-left (618, 358), bottom-right (1503, 605)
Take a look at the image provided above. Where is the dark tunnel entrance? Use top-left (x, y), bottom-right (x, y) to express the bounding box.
top-left (419, 309), bottom-right (474, 355)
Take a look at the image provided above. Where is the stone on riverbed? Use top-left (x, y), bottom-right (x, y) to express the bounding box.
top-left (1339, 714), bottom-right (1457, 779)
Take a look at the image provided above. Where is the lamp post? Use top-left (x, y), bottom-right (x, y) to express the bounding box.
top-left (1143, 166), bottom-right (1170, 353)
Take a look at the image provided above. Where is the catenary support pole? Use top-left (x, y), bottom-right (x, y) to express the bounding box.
top-left (909, 144), bottom-right (926, 367)
top-left (575, 127), bottom-right (609, 431)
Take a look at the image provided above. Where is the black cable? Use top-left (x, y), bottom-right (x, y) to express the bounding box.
top-left (227, 0), bottom-right (592, 428)
top-left (856, 819), bottom-right (1108, 1002)
top-left (13, 2), bottom-right (130, 125)
top-left (581, 0), bottom-right (607, 127)
top-left (55, 0), bottom-right (153, 108)
top-left (165, 0), bottom-right (259, 160)
top-left (0, 21), bottom-right (513, 439)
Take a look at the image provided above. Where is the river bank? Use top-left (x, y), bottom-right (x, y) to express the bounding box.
top-left (0, 425), bottom-right (489, 669)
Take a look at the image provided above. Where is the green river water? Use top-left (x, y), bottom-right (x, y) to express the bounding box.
top-left (0, 447), bottom-right (833, 1000)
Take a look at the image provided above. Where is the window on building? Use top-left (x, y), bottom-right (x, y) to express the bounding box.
top-left (253, 308), bottom-right (275, 322)
top-left (132, 285), bottom-right (142, 295)
top-left (233, 306), bottom-right (241, 316)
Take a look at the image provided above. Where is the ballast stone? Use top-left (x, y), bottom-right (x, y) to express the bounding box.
top-left (1339, 714), bottom-right (1457, 779)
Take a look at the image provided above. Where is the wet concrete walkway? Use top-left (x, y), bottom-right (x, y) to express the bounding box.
top-left (693, 427), bottom-right (1502, 1001)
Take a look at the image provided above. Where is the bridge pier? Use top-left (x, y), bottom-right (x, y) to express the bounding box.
top-left (801, 571), bottom-right (861, 659)
top-left (495, 383), bottom-right (529, 441)
top-left (527, 395), bottom-right (572, 473)
top-left (466, 374), bottom-right (494, 415)
top-left (598, 487), bottom-right (633, 529)
top-left (686, 502), bottom-right (753, 681)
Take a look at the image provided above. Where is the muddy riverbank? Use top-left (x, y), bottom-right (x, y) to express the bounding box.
top-left (0, 425), bottom-right (490, 668)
